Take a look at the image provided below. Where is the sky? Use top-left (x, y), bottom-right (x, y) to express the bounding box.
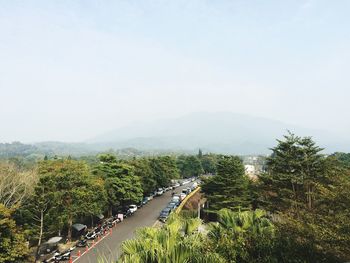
top-left (0, 0), bottom-right (350, 142)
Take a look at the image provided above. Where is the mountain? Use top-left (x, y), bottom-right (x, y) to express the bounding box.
top-left (88, 112), bottom-right (349, 154)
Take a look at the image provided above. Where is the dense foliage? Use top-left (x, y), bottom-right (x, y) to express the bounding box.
top-left (118, 214), bottom-right (225, 263)
top-left (120, 133), bottom-right (350, 263)
top-left (0, 205), bottom-right (28, 263)
top-left (0, 153), bottom-right (187, 261)
top-left (201, 156), bottom-right (251, 211)
top-left (2, 133), bottom-right (350, 262)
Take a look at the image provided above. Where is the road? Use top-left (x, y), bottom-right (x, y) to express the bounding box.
top-left (70, 184), bottom-right (189, 263)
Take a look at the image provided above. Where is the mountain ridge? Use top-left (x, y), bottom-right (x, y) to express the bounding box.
top-left (88, 112), bottom-right (348, 154)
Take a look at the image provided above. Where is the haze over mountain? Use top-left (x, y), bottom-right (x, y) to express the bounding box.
top-left (88, 112), bottom-right (348, 154)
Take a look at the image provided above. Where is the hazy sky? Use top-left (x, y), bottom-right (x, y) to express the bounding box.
top-left (1, 0), bottom-right (349, 142)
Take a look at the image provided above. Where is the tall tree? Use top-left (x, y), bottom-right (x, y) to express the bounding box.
top-left (262, 132), bottom-right (325, 212)
top-left (201, 154), bottom-right (218, 174)
top-left (176, 155), bottom-right (204, 178)
top-left (0, 204), bottom-right (28, 263)
top-left (94, 155), bottom-right (143, 215)
top-left (202, 156), bottom-right (250, 211)
top-left (129, 158), bottom-right (156, 195)
top-left (37, 159), bottom-right (102, 240)
top-left (0, 162), bottom-right (37, 208)
top-left (149, 156), bottom-right (180, 187)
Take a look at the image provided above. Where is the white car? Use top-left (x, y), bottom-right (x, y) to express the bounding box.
top-left (181, 180), bottom-right (190, 185)
top-left (156, 188), bottom-right (164, 196)
top-left (129, 204), bottom-right (138, 213)
top-left (180, 193), bottom-right (187, 201)
top-left (172, 195), bottom-right (180, 202)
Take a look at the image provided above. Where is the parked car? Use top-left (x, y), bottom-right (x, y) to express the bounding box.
top-left (85, 231), bottom-right (96, 240)
top-left (112, 214), bottom-right (121, 223)
top-left (172, 195), bottom-right (180, 203)
top-left (167, 202), bottom-right (177, 210)
top-left (54, 250), bottom-right (71, 262)
top-left (171, 198), bottom-right (180, 206)
top-left (159, 208), bottom-right (172, 222)
top-left (180, 193), bottom-right (187, 201)
top-left (119, 207), bottom-right (132, 218)
top-left (190, 182), bottom-right (198, 190)
top-left (181, 180), bottom-right (190, 185)
top-left (94, 226), bottom-right (104, 236)
top-left (142, 197), bottom-right (149, 205)
top-left (76, 239), bottom-right (88, 247)
top-left (156, 188), bottom-right (164, 196)
top-left (147, 195), bottom-right (153, 201)
top-left (129, 204), bottom-right (138, 213)
top-left (182, 188), bottom-right (191, 195)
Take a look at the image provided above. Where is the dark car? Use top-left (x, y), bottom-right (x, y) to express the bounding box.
top-left (142, 197), bottom-right (149, 205)
top-left (117, 208), bottom-right (132, 218)
top-left (76, 239), bottom-right (87, 247)
top-left (167, 202), bottom-right (177, 210)
top-left (159, 208), bottom-right (171, 222)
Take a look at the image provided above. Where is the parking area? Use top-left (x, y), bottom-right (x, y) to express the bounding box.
top-left (46, 182), bottom-right (193, 263)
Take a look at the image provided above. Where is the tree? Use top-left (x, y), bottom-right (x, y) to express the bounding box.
top-left (198, 149), bottom-right (203, 159)
top-left (200, 154), bottom-right (218, 174)
top-left (149, 156), bottom-right (180, 187)
top-left (129, 158), bottom-right (156, 195)
top-left (37, 159), bottom-right (103, 240)
top-left (0, 204), bottom-right (28, 263)
top-left (0, 162), bottom-right (37, 208)
top-left (258, 133), bottom-right (350, 262)
top-left (23, 175), bottom-right (53, 261)
top-left (201, 156), bottom-right (251, 211)
top-left (176, 155), bottom-right (204, 178)
top-left (119, 214), bottom-right (225, 263)
top-left (208, 209), bottom-right (276, 263)
top-left (262, 132), bottom-right (326, 212)
top-left (94, 155), bottom-right (143, 215)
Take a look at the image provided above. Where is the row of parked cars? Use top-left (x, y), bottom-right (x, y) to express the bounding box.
top-left (43, 180), bottom-right (195, 262)
top-left (158, 181), bottom-right (199, 222)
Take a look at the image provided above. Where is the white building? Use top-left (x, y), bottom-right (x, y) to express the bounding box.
top-left (244, 164), bottom-right (257, 180)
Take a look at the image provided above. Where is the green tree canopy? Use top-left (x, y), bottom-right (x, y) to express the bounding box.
top-left (176, 155), bottom-right (204, 178)
top-left (0, 204), bottom-right (28, 263)
top-left (201, 155), bottom-right (251, 211)
top-left (94, 154), bottom-right (143, 215)
top-left (149, 156), bottom-right (180, 187)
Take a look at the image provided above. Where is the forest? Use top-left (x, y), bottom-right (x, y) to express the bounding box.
top-left (0, 150), bottom-right (214, 262)
top-left (1, 133), bottom-right (350, 262)
top-left (118, 133), bottom-right (350, 263)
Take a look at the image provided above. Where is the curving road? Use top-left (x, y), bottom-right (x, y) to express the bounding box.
top-left (70, 184), bottom-right (188, 263)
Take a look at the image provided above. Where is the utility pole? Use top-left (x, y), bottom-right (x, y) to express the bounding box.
top-left (198, 202), bottom-right (200, 219)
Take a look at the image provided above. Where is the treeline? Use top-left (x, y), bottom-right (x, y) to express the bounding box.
top-left (0, 152), bottom-right (217, 262)
top-left (117, 133), bottom-right (350, 263)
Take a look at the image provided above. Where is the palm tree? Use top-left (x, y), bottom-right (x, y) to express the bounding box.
top-left (118, 214), bottom-right (226, 263)
top-left (208, 209), bottom-right (276, 263)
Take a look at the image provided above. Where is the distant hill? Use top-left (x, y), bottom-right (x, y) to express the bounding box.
top-left (2, 112), bottom-right (349, 157)
top-left (88, 112), bottom-right (349, 154)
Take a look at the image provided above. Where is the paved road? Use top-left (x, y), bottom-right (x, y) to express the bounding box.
top-left (71, 185), bottom-right (189, 263)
